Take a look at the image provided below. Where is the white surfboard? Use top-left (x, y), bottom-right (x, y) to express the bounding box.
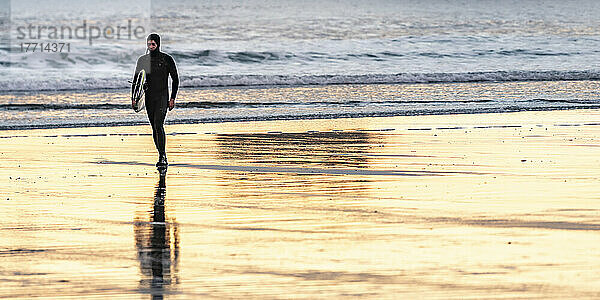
top-left (131, 69), bottom-right (146, 112)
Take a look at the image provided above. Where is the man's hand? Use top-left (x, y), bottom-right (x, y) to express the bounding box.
top-left (169, 98), bottom-right (175, 111)
top-left (132, 98), bottom-right (136, 110)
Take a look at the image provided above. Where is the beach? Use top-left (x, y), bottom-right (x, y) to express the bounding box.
top-left (2, 109), bottom-right (600, 299)
top-left (4, 0), bottom-right (600, 298)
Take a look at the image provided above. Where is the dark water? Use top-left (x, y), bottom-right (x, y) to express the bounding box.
top-left (1, 80), bottom-right (600, 130)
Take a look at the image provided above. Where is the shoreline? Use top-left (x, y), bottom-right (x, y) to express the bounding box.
top-left (2, 106), bottom-right (600, 132)
top-left (2, 108), bottom-right (600, 135)
top-left (3, 80), bottom-right (600, 132)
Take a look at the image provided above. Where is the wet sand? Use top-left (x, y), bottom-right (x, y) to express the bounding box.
top-left (2, 109), bottom-right (600, 299)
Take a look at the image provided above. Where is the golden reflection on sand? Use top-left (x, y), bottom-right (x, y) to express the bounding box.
top-left (134, 171), bottom-right (180, 299)
top-left (2, 110), bottom-right (600, 298)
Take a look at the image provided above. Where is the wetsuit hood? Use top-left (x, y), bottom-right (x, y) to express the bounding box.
top-left (147, 33), bottom-right (161, 56)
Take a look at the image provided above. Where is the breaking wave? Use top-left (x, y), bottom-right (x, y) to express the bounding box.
top-left (2, 70), bottom-right (600, 92)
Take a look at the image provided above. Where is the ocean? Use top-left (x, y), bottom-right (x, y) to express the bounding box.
top-left (1, 0), bottom-right (600, 130)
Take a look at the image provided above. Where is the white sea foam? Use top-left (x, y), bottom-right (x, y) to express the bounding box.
top-left (2, 70), bottom-right (600, 92)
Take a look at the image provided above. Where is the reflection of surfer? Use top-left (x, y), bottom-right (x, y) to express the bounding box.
top-left (134, 172), bottom-right (180, 298)
top-left (133, 33), bottom-right (179, 167)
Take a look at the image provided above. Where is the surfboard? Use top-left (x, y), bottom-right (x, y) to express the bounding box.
top-left (131, 69), bottom-right (146, 112)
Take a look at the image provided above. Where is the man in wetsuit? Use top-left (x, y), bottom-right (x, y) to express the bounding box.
top-left (133, 33), bottom-right (179, 167)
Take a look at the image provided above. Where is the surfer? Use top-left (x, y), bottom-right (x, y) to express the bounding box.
top-left (133, 33), bottom-right (179, 167)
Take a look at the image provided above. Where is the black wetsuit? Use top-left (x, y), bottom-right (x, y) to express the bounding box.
top-left (133, 50), bottom-right (179, 158)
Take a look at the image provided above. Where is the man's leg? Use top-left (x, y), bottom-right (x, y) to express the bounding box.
top-left (153, 92), bottom-right (169, 165)
top-left (154, 106), bottom-right (167, 157)
top-left (145, 97), bottom-right (160, 155)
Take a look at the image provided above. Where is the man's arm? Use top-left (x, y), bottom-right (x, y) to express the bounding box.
top-left (168, 55), bottom-right (179, 110)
